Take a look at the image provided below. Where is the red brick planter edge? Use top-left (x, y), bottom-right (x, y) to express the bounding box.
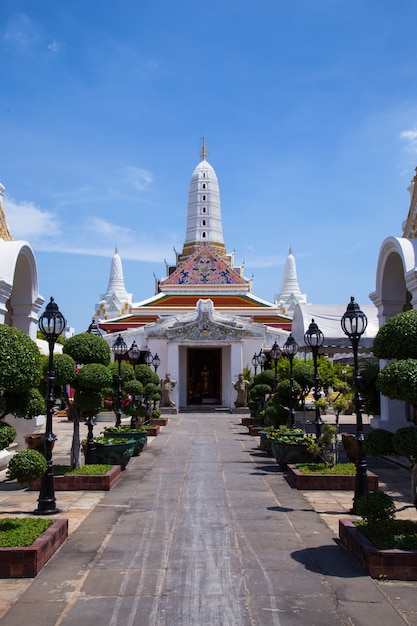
top-left (339, 519), bottom-right (417, 580)
top-left (29, 465), bottom-right (122, 491)
top-left (287, 465), bottom-right (379, 491)
top-left (0, 518), bottom-right (68, 578)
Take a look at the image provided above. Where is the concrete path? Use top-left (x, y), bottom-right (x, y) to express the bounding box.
top-left (2, 413), bottom-right (417, 625)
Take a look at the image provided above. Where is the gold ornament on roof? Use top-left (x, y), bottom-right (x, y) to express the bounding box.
top-left (200, 137), bottom-right (209, 161)
top-left (0, 202), bottom-right (13, 241)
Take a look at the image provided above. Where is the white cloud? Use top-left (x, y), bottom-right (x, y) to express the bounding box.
top-left (3, 13), bottom-right (39, 49)
top-left (123, 166), bottom-right (153, 191)
top-left (3, 195), bottom-right (173, 262)
top-left (4, 197), bottom-right (61, 240)
top-left (400, 128), bottom-right (417, 153)
top-left (48, 38), bottom-right (59, 53)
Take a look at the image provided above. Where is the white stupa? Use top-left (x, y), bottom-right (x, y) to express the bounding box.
top-left (275, 246), bottom-right (307, 316)
top-left (95, 248), bottom-right (132, 321)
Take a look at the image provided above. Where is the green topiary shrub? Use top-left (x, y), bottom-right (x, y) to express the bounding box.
top-left (373, 310), bottom-right (417, 360)
top-left (6, 449), bottom-right (47, 485)
top-left (392, 426), bottom-right (417, 463)
top-left (63, 332), bottom-right (111, 366)
top-left (364, 428), bottom-right (396, 458)
top-left (356, 491), bottom-right (396, 525)
top-left (4, 388), bottom-right (45, 420)
top-left (0, 422), bottom-right (16, 450)
top-left (376, 359), bottom-right (417, 406)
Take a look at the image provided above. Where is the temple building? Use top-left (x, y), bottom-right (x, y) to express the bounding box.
top-left (0, 182), bottom-right (43, 340)
top-left (97, 143), bottom-right (291, 410)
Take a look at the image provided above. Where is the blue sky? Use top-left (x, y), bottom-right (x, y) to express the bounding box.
top-left (2, 1), bottom-right (417, 333)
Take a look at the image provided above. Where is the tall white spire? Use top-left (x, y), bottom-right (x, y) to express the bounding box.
top-left (181, 139), bottom-right (226, 260)
top-left (275, 246), bottom-right (307, 315)
top-left (95, 248), bottom-right (133, 321)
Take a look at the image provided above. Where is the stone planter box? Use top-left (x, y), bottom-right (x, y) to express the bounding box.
top-left (150, 418), bottom-right (169, 426)
top-left (103, 430), bottom-right (148, 456)
top-left (287, 465), bottom-right (379, 490)
top-left (145, 426), bottom-right (160, 437)
top-left (271, 439), bottom-right (312, 468)
top-left (29, 465), bottom-right (122, 491)
top-left (0, 518), bottom-right (68, 578)
top-left (339, 519), bottom-right (417, 580)
top-left (249, 426), bottom-right (263, 436)
top-left (259, 431), bottom-right (273, 456)
top-left (241, 417), bottom-right (258, 427)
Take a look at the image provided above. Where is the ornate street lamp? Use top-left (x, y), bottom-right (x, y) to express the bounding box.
top-left (86, 318), bottom-right (102, 336)
top-left (341, 296), bottom-right (368, 513)
top-left (152, 353), bottom-right (161, 373)
top-left (36, 297), bottom-right (66, 515)
top-left (251, 353), bottom-right (259, 375)
top-left (270, 341), bottom-right (281, 392)
top-left (128, 340), bottom-right (140, 368)
top-left (304, 319), bottom-right (325, 438)
top-left (144, 349), bottom-right (153, 367)
top-left (282, 334), bottom-right (299, 428)
top-left (112, 334), bottom-right (128, 427)
top-left (128, 341), bottom-right (141, 429)
top-left (258, 349), bottom-right (267, 372)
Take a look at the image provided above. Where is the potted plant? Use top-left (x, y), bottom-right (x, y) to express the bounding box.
top-left (6, 449), bottom-right (47, 487)
top-left (102, 425), bottom-right (148, 456)
top-left (269, 427), bottom-right (315, 468)
top-left (87, 436), bottom-right (136, 470)
top-left (339, 490), bottom-right (417, 579)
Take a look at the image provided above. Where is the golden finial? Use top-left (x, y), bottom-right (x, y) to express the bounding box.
top-left (200, 137), bottom-right (209, 161)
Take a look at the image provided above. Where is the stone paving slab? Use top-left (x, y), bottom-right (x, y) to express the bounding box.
top-left (1, 413), bottom-right (417, 624)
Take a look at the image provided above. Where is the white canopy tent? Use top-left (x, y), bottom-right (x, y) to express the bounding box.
top-left (291, 303), bottom-right (379, 354)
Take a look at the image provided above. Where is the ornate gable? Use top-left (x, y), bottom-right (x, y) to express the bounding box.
top-left (161, 244), bottom-right (249, 289)
top-left (146, 299), bottom-right (265, 342)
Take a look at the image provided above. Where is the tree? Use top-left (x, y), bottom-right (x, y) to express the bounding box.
top-left (62, 333), bottom-right (112, 468)
top-left (373, 311), bottom-right (417, 411)
top-left (373, 310), bottom-right (417, 507)
top-left (0, 326), bottom-right (44, 422)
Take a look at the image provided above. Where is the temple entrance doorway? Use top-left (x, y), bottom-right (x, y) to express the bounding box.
top-left (187, 348), bottom-right (221, 406)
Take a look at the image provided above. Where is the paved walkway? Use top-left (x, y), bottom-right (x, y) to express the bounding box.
top-left (1, 413), bottom-right (417, 625)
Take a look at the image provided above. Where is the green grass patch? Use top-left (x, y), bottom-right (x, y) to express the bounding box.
top-left (0, 518), bottom-right (53, 547)
top-left (355, 519), bottom-right (417, 550)
top-left (294, 463), bottom-right (356, 475)
top-left (53, 464), bottom-right (113, 476)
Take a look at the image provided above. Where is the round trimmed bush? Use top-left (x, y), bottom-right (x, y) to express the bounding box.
top-left (356, 491), bottom-right (396, 524)
top-left (7, 449), bottom-right (47, 485)
top-left (364, 428), bottom-right (395, 458)
top-left (0, 422), bottom-right (16, 450)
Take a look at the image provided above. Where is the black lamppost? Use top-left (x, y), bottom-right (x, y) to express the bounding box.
top-left (144, 349), bottom-right (153, 367)
top-left (112, 334), bottom-right (128, 427)
top-left (86, 318), bottom-right (102, 336)
top-left (36, 297), bottom-right (65, 515)
top-left (152, 353), bottom-right (161, 373)
top-left (304, 319), bottom-right (324, 438)
top-left (341, 296), bottom-right (368, 513)
top-left (283, 334), bottom-right (299, 428)
top-left (270, 341), bottom-right (281, 392)
top-left (258, 349), bottom-right (267, 372)
top-left (252, 353), bottom-right (259, 375)
top-left (128, 341), bottom-right (141, 429)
